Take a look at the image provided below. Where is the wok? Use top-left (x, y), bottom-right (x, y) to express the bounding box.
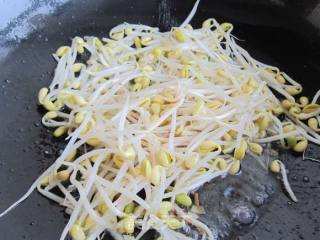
top-left (0, 0), bottom-right (320, 239)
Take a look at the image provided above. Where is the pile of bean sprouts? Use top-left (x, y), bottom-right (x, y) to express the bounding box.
top-left (2, 1), bottom-right (320, 240)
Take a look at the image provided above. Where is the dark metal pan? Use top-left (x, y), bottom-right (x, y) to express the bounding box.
top-left (0, 0), bottom-right (320, 239)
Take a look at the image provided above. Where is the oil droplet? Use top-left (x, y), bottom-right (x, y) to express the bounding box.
top-left (303, 176), bottom-right (310, 183)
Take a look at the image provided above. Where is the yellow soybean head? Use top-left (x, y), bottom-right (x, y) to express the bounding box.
top-left (150, 103), bottom-right (161, 115)
top-left (56, 170), bottom-right (70, 182)
top-left (56, 46), bottom-right (70, 57)
top-left (248, 142), bottom-right (263, 155)
top-left (174, 29), bottom-right (187, 42)
top-left (124, 28), bottom-right (134, 35)
top-left (185, 24), bottom-right (193, 30)
top-left (73, 95), bottom-right (87, 106)
top-left (199, 140), bottom-right (221, 154)
top-left (93, 37), bottom-right (103, 47)
top-left (43, 99), bottom-right (57, 111)
top-left (302, 104), bottom-right (320, 113)
top-left (72, 63), bottom-right (84, 73)
top-left (122, 215), bottom-right (135, 234)
top-left (120, 145), bottom-right (136, 160)
top-left (97, 203), bottom-right (108, 215)
top-left (75, 111), bottom-right (86, 124)
top-left (69, 224), bottom-right (86, 240)
top-left (217, 70), bottom-right (227, 78)
top-left (113, 154), bottom-right (124, 168)
top-left (272, 107), bottom-right (284, 116)
top-left (140, 76), bottom-right (151, 88)
top-left (202, 18), bottom-right (215, 28)
top-left (157, 201), bottom-right (172, 219)
top-left (132, 82), bottom-right (142, 92)
top-left (44, 111), bottom-right (58, 119)
top-left (175, 193), bottom-right (192, 207)
top-left (299, 96), bottom-right (309, 107)
top-left (111, 31), bottom-right (124, 41)
top-left (124, 202), bottom-right (135, 214)
top-left (222, 133), bottom-right (232, 142)
top-left (38, 87), bottom-right (49, 104)
top-left (165, 218), bottom-right (185, 230)
top-left (233, 139), bottom-right (247, 160)
top-left (72, 82), bottom-right (81, 90)
top-left (53, 126), bottom-right (68, 137)
top-left (151, 165), bottom-right (162, 186)
top-left (77, 45), bottom-right (84, 54)
top-left (86, 138), bottom-right (102, 147)
top-left (156, 150), bottom-right (174, 167)
top-left (286, 136), bottom-right (297, 148)
top-left (293, 139), bottom-right (308, 152)
top-left (282, 99), bottom-right (294, 109)
top-left (308, 117), bottom-right (319, 131)
top-left (81, 119), bottom-right (95, 134)
top-left (54, 99), bottom-right (64, 110)
top-left (156, 208), bottom-right (169, 220)
top-left (40, 176), bottom-right (49, 187)
top-left (141, 36), bottom-right (152, 45)
top-left (152, 47), bottom-right (162, 57)
top-left (160, 201), bottom-right (172, 211)
top-left (141, 158), bottom-right (152, 179)
top-left (228, 160), bottom-right (241, 175)
top-left (275, 74), bottom-right (286, 84)
top-left (220, 22), bottom-right (233, 31)
top-left (285, 86), bottom-right (301, 96)
top-left (283, 123), bottom-right (295, 133)
top-left (289, 106), bottom-right (301, 116)
top-left (212, 158), bottom-right (227, 171)
top-left (228, 129), bottom-right (238, 137)
top-left (134, 37), bottom-right (142, 48)
top-left (184, 152), bottom-right (199, 169)
top-left (180, 64), bottom-right (190, 78)
top-left (142, 65), bottom-right (153, 73)
top-left (66, 149), bottom-right (77, 162)
top-left (197, 167), bottom-right (207, 175)
top-left (256, 113), bottom-right (270, 130)
top-left (270, 160), bottom-right (281, 173)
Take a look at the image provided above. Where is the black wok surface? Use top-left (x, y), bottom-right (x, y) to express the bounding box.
top-left (0, 0), bottom-right (320, 239)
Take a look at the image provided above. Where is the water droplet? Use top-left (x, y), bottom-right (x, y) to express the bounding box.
top-left (252, 194), bottom-right (266, 207)
top-left (5, 79), bottom-right (10, 84)
top-left (34, 122), bottom-right (40, 127)
top-left (303, 176), bottom-right (310, 183)
top-left (291, 175), bottom-right (298, 181)
top-left (44, 37), bottom-right (49, 42)
top-left (230, 205), bottom-right (257, 226)
top-left (29, 221), bottom-right (35, 226)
